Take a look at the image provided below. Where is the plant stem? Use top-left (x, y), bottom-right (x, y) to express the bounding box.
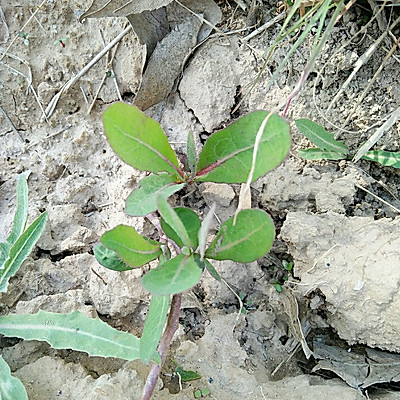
top-left (141, 293), bottom-right (182, 400)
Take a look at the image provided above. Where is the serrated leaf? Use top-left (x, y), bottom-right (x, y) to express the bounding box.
top-left (94, 243), bottom-right (133, 271)
top-left (0, 311), bottom-right (140, 361)
top-left (186, 132), bottom-right (197, 175)
top-left (296, 119), bottom-right (348, 154)
top-left (175, 366), bottom-right (201, 382)
top-left (140, 295), bottom-right (169, 364)
top-left (0, 356), bottom-right (28, 400)
top-left (0, 212), bottom-right (47, 293)
top-left (142, 254), bottom-right (202, 295)
top-left (157, 198), bottom-right (195, 249)
top-left (126, 173), bottom-right (186, 217)
top-left (205, 209), bottom-right (274, 263)
top-left (103, 103), bottom-right (182, 177)
top-left (362, 150), bottom-right (400, 169)
top-left (1, 172), bottom-right (30, 269)
top-left (101, 225), bottom-right (161, 268)
top-left (161, 207), bottom-right (201, 249)
top-left (297, 148), bottom-right (346, 160)
top-left (196, 111), bottom-right (290, 183)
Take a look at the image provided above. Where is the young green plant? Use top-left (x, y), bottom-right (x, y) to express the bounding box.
top-left (0, 103), bottom-right (291, 400)
top-left (0, 172), bottom-right (47, 400)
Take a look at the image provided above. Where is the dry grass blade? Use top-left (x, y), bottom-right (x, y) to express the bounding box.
top-left (44, 25), bottom-right (132, 119)
top-left (0, 105), bottom-right (23, 142)
top-left (328, 14), bottom-right (400, 125)
top-left (0, 0), bottom-right (46, 61)
top-left (340, 34), bottom-right (400, 132)
top-left (353, 106), bottom-right (400, 163)
top-left (356, 183), bottom-right (400, 214)
top-left (234, 112), bottom-right (273, 224)
top-left (0, 6), bottom-right (9, 43)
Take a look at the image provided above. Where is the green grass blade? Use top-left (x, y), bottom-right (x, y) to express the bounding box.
top-left (140, 295), bottom-right (169, 364)
top-left (103, 103), bottom-right (182, 178)
top-left (362, 150), bottom-right (400, 169)
top-left (0, 356), bottom-right (28, 400)
top-left (0, 310), bottom-right (140, 361)
top-left (126, 173), bottom-right (186, 217)
top-left (0, 212), bottom-right (47, 293)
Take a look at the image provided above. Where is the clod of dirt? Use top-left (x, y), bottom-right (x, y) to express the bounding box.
top-left (89, 263), bottom-right (149, 318)
top-left (179, 37), bottom-right (243, 131)
top-left (14, 356), bottom-right (143, 400)
top-left (199, 182), bottom-right (237, 222)
top-left (280, 211), bottom-right (400, 352)
top-left (60, 227), bottom-right (98, 253)
top-left (260, 159), bottom-right (357, 216)
top-left (15, 289), bottom-right (96, 318)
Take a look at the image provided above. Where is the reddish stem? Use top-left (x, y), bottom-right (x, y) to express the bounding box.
top-left (140, 293), bottom-right (182, 400)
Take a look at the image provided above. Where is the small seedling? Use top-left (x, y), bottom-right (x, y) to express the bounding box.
top-left (18, 31), bottom-right (30, 46)
top-left (0, 172), bottom-right (47, 400)
top-left (0, 103), bottom-right (291, 400)
top-left (239, 292), bottom-right (254, 315)
top-left (54, 38), bottom-right (67, 48)
top-left (194, 387), bottom-right (211, 398)
top-left (296, 119), bottom-right (400, 169)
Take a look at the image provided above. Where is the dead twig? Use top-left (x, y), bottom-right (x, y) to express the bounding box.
top-left (0, 49), bottom-right (48, 121)
top-left (44, 25), bottom-right (132, 119)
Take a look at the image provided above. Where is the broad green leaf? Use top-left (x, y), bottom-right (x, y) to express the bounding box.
top-left (0, 356), bottom-right (28, 400)
top-left (205, 209), bottom-right (274, 263)
top-left (296, 119), bottom-right (348, 154)
top-left (101, 225), bottom-right (161, 268)
top-left (0, 310), bottom-right (140, 361)
top-left (94, 243), bottom-right (133, 271)
top-left (186, 132), bottom-right (197, 175)
top-left (175, 366), bottom-right (201, 382)
top-left (0, 212), bottom-right (48, 293)
top-left (197, 204), bottom-right (216, 260)
top-left (157, 198), bottom-right (195, 249)
top-left (297, 148), bottom-right (346, 160)
top-left (140, 295), bottom-right (169, 364)
top-left (7, 172), bottom-right (29, 247)
top-left (142, 254), bottom-right (202, 295)
top-left (161, 207), bottom-right (201, 249)
top-left (196, 111), bottom-right (290, 183)
top-left (103, 103), bottom-right (182, 177)
top-left (362, 150), bottom-right (400, 169)
top-left (126, 173), bottom-right (186, 217)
